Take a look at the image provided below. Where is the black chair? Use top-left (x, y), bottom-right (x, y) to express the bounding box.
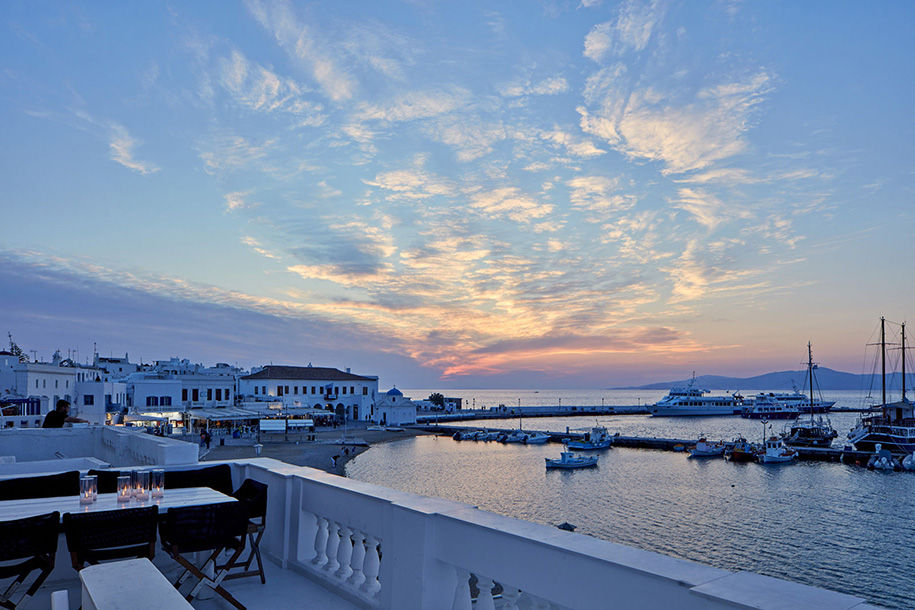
top-left (62, 506), bottom-right (159, 571)
top-left (0, 511), bottom-right (60, 609)
top-left (159, 502), bottom-right (249, 609)
top-left (164, 465), bottom-right (233, 496)
top-left (86, 469), bottom-right (124, 495)
top-left (0, 471), bottom-right (79, 501)
top-left (219, 479), bottom-right (268, 583)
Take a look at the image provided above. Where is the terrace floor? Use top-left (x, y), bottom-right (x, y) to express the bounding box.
top-left (32, 556), bottom-right (358, 610)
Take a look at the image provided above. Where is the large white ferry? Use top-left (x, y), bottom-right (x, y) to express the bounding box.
top-left (649, 375), bottom-right (745, 417)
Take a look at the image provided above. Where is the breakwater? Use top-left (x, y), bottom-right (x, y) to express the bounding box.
top-left (417, 405), bottom-right (646, 423)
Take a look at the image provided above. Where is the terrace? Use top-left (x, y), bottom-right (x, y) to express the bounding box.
top-left (2, 429), bottom-right (882, 609)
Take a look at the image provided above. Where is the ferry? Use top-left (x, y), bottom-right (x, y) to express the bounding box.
top-left (751, 390), bottom-right (834, 413)
top-left (741, 394), bottom-right (800, 419)
top-left (649, 375), bottom-right (745, 417)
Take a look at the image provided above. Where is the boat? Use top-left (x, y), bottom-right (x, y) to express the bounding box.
top-left (741, 393), bottom-right (800, 419)
top-left (751, 390), bottom-right (834, 413)
top-left (724, 436), bottom-right (758, 462)
top-left (781, 345), bottom-right (839, 448)
top-left (500, 430), bottom-right (528, 444)
top-left (564, 426), bottom-right (612, 450)
top-left (649, 374), bottom-right (745, 416)
top-left (523, 431), bottom-right (551, 445)
top-left (867, 444), bottom-right (897, 471)
top-left (847, 317), bottom-right (915, 456)
top-left (688, 438), bottom-right (725, 458)
top-left (756, 436), bottom-right (796, 464)
top-left (901, 451), bottom-right (915, 471)
top-left (545, 451), bottom-right (598, 469)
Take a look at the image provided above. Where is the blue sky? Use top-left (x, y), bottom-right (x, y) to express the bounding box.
top-left (1, 1), bottom-right (913, 388)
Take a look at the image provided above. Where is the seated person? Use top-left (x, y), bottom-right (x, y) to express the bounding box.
top-left (42, 399), bottom-right (88, 428)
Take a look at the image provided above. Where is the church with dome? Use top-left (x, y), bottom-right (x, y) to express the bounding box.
top-left (374, 386), bottom-right (417, 426)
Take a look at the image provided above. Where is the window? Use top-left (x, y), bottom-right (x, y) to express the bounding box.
top-left (83, 395), bottom-right (94, 406)
top-left (254, 386), bottom-right (258, 395)
top-left (146, 396), bottom-right (159, 407)
top-left (55, 380), bottom-right (58, 388)
top-left (36, 379), bottom-right (39, 388)
top-left (225, 389), bottom-right (231, 401)
top-left (160, 396), bottom-right (172, 406)
top-left (362, 387), bottom-right (368, 395)
top-left (277, 386), bottom-right (284, 396)
top-left (192, 389), bottom-right (199, 401)
top-left (207, 388), bottom-right (213, 400)
top-left (311, 386), bottom-right (316, 394)
top-left (43, 380), bottom-right (46, 388)
top-left (66, 380), bottom-right (69, 388)
top-left (216, 389), bottom-right (222, 401)
top-left (350, 386), bottom-right (354, 394)
top-left (285, 385), bottom-right (289, 394)
top-left (294, 386), bottom-right (298, 395)
top-left (262, 386), bottom-right (266, 395)
top-left (342, 387), bottom-right (347, 395)
top-left (182, 388), bottom-right (188, 401)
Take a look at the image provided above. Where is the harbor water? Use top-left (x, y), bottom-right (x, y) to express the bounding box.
top-left (347, 390), bottom-right (914, 609)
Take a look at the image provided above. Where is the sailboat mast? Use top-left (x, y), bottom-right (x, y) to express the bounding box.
top-left (808, 342), bottom-right (814, 424)
top-left (902, 322), bottom-right (907, 402)
top-left (881, 316), bottom-right (887, 410)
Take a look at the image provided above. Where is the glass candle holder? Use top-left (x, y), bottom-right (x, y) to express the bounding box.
top-left (150, 469), bottom-right (164, 498)
top-left (134, 471), bottom-right (150, 501)
top-left (87, 475), bottom-right (98, 501)
top-left (117, 475), bottom-right (132, 503)
top-left (79, 476), bottom-right (94, 505)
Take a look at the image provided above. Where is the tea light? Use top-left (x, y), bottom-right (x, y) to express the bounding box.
top-left (87, 474), bottom-right (98, 501)
top-left (79, 476), bottom-right (94, 505)
top-left (150, 469), bottom-right (164, 498)
top-left (134, 470), bottom-right (150, 501)
top-left (117, 475), bottom-right (132, 503)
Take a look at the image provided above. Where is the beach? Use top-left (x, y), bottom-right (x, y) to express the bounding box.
top-left (201, 422), bottom-right (428, 475)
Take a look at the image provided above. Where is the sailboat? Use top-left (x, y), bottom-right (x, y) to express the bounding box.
top-left (781, 343), bottom-right (838, 448)
top-left (847, 317), bottom-right (915, 456)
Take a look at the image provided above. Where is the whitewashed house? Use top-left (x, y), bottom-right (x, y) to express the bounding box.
top-left (374, 387), bottom-right (417, 426)
top-left (238, 365), bottom-right (378, 421)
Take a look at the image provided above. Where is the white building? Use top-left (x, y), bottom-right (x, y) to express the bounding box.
top-left (238, 365), bottom-right (378, 421)
top-left (93, 354), bottom-right (139, 377)
top-left (374, 388), bottom-right (417, 426)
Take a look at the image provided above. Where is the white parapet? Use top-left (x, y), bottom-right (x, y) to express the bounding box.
top-left (217, 458), bottom-right (881, 610)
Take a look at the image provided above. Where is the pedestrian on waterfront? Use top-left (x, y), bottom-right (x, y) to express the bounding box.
top-left (204, 431), bottom-right (212, 449)
top-left (331, 455), bottom-right (339, 468)
top-left (42, 399), bottom-right (87, 428)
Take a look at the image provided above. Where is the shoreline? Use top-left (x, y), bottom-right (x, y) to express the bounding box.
top-left (201, 424), bottom-right (430, 476)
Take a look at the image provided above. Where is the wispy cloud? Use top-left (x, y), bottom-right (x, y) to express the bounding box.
top-left (584, 0), bottom-right (664, 62)
top-left (501, 76), bottom-right (569, 98)
top-left (469, 187), bottom-right (553, 223)
top-left (108, 123), bottom-right (160, 175)
top-left (198, 133), bottom-right (276, 174)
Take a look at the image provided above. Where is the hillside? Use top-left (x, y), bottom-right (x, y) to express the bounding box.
top-left (619, 368), bottom-right (914, 391)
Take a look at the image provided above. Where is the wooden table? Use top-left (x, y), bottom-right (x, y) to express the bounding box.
top-left (0, 487), bottom-right (236, 521)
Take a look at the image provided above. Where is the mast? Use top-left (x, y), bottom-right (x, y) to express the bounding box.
top-left (902, 322), bottom-right (907, 402)
top-left (808, 342), bottom-right (814, 424)
top-left (881, 316), bottom-right (887, 414)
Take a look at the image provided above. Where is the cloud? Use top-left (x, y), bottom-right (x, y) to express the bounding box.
top-left (501, 76), bottom-right (569, 98)
top-left (245, 0), bottom-right (356, 102)
top-left (469, 187), bottom-right (553, 223)
top-left (224, 191), bottom-right (252, 211)
top-left (567, 176), bottom-right (635, 213)
top-left (580, 71), bottom-right (773, 173)
top-left (241, 236), bottom-right (280, 259)
top-left (198, 134), bottom-right (276, 174)
top-left (584, 0), bottom-right (664, 62)
top-left (426, 117), bottom-right (508, 162)
top-left (356, 88), bottom-right (469, 123)
top-left (542, 128), bottom-right (605, 158)
top-left (108, 124), bottom-right (159, 175)
top-left (364, 167), bottom-right (452, 201)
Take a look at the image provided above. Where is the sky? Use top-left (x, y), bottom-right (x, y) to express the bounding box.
top-left (1, 1), bottom-right (913, 388)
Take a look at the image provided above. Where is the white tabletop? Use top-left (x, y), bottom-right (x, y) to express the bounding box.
top-left (0, 486), bottom-right (236, 522)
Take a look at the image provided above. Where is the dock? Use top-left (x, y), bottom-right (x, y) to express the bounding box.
top-left (413, 425), bottom-right (875, 464)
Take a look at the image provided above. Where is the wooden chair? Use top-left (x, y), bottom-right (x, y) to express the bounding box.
top-left (0, 512), bottom-right (60, 609)
top-left (220, 479), bottom-right (268, 583)
top-left (62, 506), bottom-right (159, 571)
top-left (158, 502), bottom-right (249, 609)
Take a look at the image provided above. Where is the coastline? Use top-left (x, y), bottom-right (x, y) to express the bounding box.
top-left (201, 423), bottom-right (429, 476)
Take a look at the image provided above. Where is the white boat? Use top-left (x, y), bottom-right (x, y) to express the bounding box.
top-left (649, 374), bottom-right (745, 416)
top-left (868, 444), bottom-right (897, 471)
top-left (901, 451), bottom-right (915, 471)
top-left (688, 438), bottom-right (725, 458)
top-left (565, 426), bottom-right (613, 450)
top-left (523, 431), bottom-right (551, 444)
top-left (756, 391), bottom-right (835, 413)
top-left (500, 430), bottom-right (528, 443)
top-left (756, 437), bottom-right (796, 464)
top-left (545, 451), bottom-right (598, 469)
top-left (741, 394), bottom-right (800, 420)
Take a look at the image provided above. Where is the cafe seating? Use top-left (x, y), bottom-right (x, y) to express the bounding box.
top-left (164, 464), bottom-right (233, 496)
top-left (220, 479), bottom-right (268, 583)
top-left (86, 469), bottom-right (125, 494)
top-left (158, 502), bottom-right (249, 609)
top-left (0, 511), bottom-right (60, 609)
top-left (0, 471), bottom-right (79, 500)
top-left (62, 506), bottom-right (159, 571)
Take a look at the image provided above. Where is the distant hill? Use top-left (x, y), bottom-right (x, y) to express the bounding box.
top-left (617, 368), bottom-right (915, 391)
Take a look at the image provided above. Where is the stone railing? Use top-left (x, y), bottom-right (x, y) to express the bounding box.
top-left (224, 458), bottom-right (880, 610)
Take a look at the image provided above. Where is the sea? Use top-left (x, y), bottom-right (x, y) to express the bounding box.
top-left (346, 389), bottom-right (914, 609)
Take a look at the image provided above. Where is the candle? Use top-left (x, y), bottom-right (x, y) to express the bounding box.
top-left (150, 469), bottom-right (164, 498)
top-left (117, 475), bottom-right (132, 503)
top-left (87, 474), bottom-right (98, 501)
top-left (134, 470), bottom-right (149, 501)
top-left (79, 476), bottom-right (94, 505)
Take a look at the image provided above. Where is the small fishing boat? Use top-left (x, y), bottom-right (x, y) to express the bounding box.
top-left (756, 437), bottom-right (796, 464)
top-left (724, 436), bottom-right (758, 462)
top-left (868, 444), bottom-right (898, 471)
top-left (545, 451), bottom-right (598, 469)
top-left (500, 430), bottom-right (528, 443)
top-left (688, 438), bottom-right (725, 458)
top-left (523, 431), bottom-right (551, 444)
top-left (565, 426), bottom-right (613, 450)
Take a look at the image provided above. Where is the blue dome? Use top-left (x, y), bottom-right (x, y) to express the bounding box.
top-left (386, 387), bottom-right (403, 397)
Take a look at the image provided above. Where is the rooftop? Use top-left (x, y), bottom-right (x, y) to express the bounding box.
top-left (241, 365), bottom-right (375, 382)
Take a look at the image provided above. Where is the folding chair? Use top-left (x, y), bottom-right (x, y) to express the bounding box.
top-left (62, 506), bottom-right (158, 571)
top-left (0, 512), bottom-right (60, 610)
top-left (219, 479), bottom-right (268, 583)
top-left (159, 502), bottom-right (249, 609)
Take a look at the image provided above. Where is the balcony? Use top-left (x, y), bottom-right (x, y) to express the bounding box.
top-left (17, 454), bottom-right (882, 609)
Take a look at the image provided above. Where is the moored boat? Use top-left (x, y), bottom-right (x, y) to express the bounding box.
top-left (545, 451), bottom-right (598, 469)
top-left (724, 436), bottom-right (758, 462)
top-left (649, 374), bottom-right (745, 417)
top-left (688, 438), bottom-right (725, 458)
top-left (741, 394), bottom-right (800, 420)
top-left (756, 436), bottom-right (796, 464)
top-left (565, 426), bottom-right (612, 450)
top-left (524, 431), bottom-right (551, 444)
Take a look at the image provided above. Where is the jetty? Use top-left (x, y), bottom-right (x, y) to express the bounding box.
top-left (417, 405), bottom-right (647, 423)
top-left (414, 425), bottom-right (875, 464)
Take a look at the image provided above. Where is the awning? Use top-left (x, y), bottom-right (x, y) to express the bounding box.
top-left (187, 408), bottom-right (263, 421)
